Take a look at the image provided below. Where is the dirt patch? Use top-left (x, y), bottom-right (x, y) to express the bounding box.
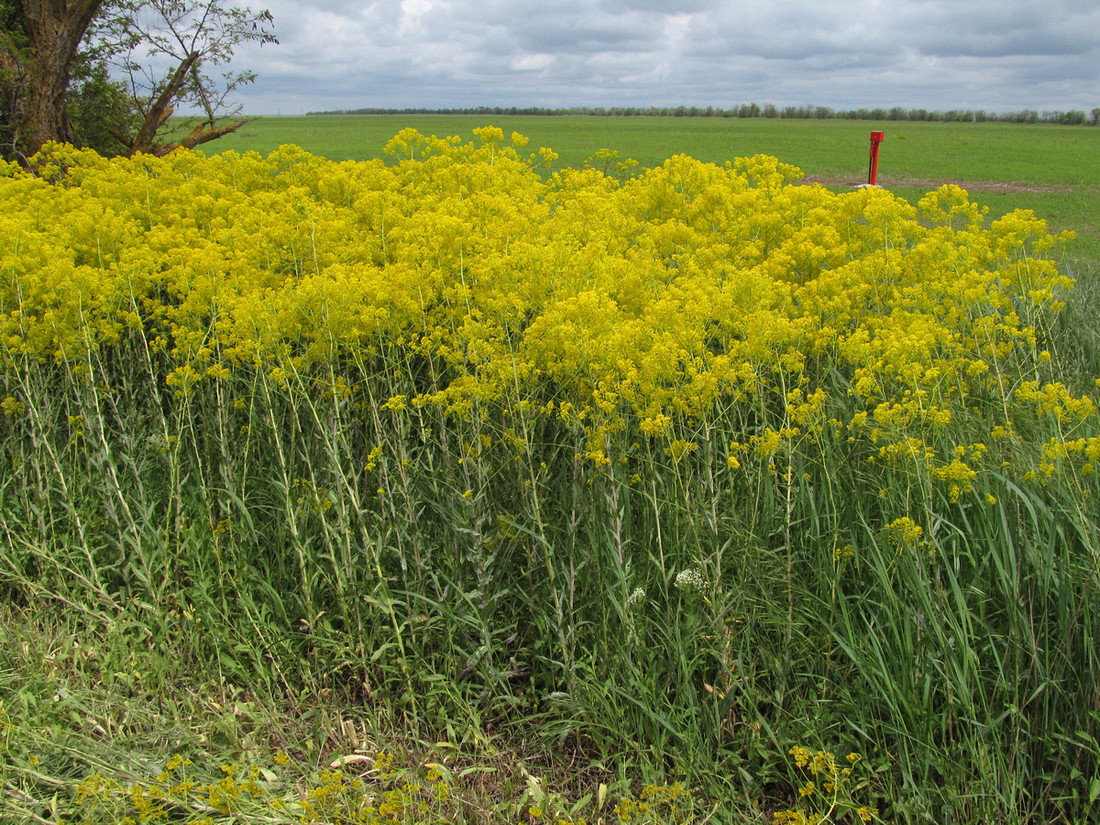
top-left (801, 175), bottom-right (1073, 194)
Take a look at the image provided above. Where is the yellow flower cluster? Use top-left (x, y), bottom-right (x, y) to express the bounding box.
top-left (66, 747), bottom-right (455, 824)
top-left (777, 747), bottom-right (878, 824)
top-left (885, 516), bottom-right (925, 550)
top-left (613, 782), bottom-right (691, 822)
top-left (0, 132), bottom-right (1085, 500)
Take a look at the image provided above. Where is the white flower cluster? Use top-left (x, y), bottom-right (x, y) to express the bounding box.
top-left (626, 587), bottom-right (646, 607)
top-left (674, 567), bottom-right (706, 594)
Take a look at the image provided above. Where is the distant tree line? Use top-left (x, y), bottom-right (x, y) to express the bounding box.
top-left (310, 104), bottom-right (1100, 126)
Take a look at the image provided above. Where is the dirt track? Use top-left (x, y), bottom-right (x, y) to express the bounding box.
top-left (802, 175), bottom-right (1073, 194)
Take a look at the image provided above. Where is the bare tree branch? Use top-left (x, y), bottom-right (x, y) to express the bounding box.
top-left (123, 49), bottom-right (198, 154)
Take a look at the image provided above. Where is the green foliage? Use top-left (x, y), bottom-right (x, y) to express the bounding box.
top-left (66, 62), bottom-right (142, 157)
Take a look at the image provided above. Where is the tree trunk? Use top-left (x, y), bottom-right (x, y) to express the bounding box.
top-left (11, 0), bottom-right (104, 158)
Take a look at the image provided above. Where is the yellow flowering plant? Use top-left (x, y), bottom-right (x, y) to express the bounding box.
top-left (1, 130), bottom-right (1095, 823)
top-left (774, 747), bottom-right (878, 824)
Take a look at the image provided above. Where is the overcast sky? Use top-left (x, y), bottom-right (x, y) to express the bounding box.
top-left (227, 0), bottom-right (1100, 115)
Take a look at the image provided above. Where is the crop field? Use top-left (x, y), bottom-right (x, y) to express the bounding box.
top-left (1, 124), bottom-right (1099, 824)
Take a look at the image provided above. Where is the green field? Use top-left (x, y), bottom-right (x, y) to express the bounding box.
top-left (213, 115), bottom-right (1100, 259)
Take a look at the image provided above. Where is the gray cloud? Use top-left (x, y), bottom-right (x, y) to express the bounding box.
top-left (225, 0), bottom-right (1100, 114)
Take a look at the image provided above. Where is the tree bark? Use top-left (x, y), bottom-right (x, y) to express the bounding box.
top-left (175, 116), bottom-right (248, 152)
top-left (12, 0), bottom-right (105, 157)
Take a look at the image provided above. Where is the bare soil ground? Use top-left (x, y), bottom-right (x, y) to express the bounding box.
top-left (802, 175), bottom-right (1074, 194)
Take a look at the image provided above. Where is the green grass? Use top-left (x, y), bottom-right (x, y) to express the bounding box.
top-left (213, 115), bottom-right (1099, 185)
top-left (211, 115), bottom-right (1100, 258)
top-left (0, 602), bottom-right (656, 824)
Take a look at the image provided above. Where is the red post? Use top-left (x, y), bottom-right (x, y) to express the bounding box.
top-left (868, 131), bottom-right (885, 185)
